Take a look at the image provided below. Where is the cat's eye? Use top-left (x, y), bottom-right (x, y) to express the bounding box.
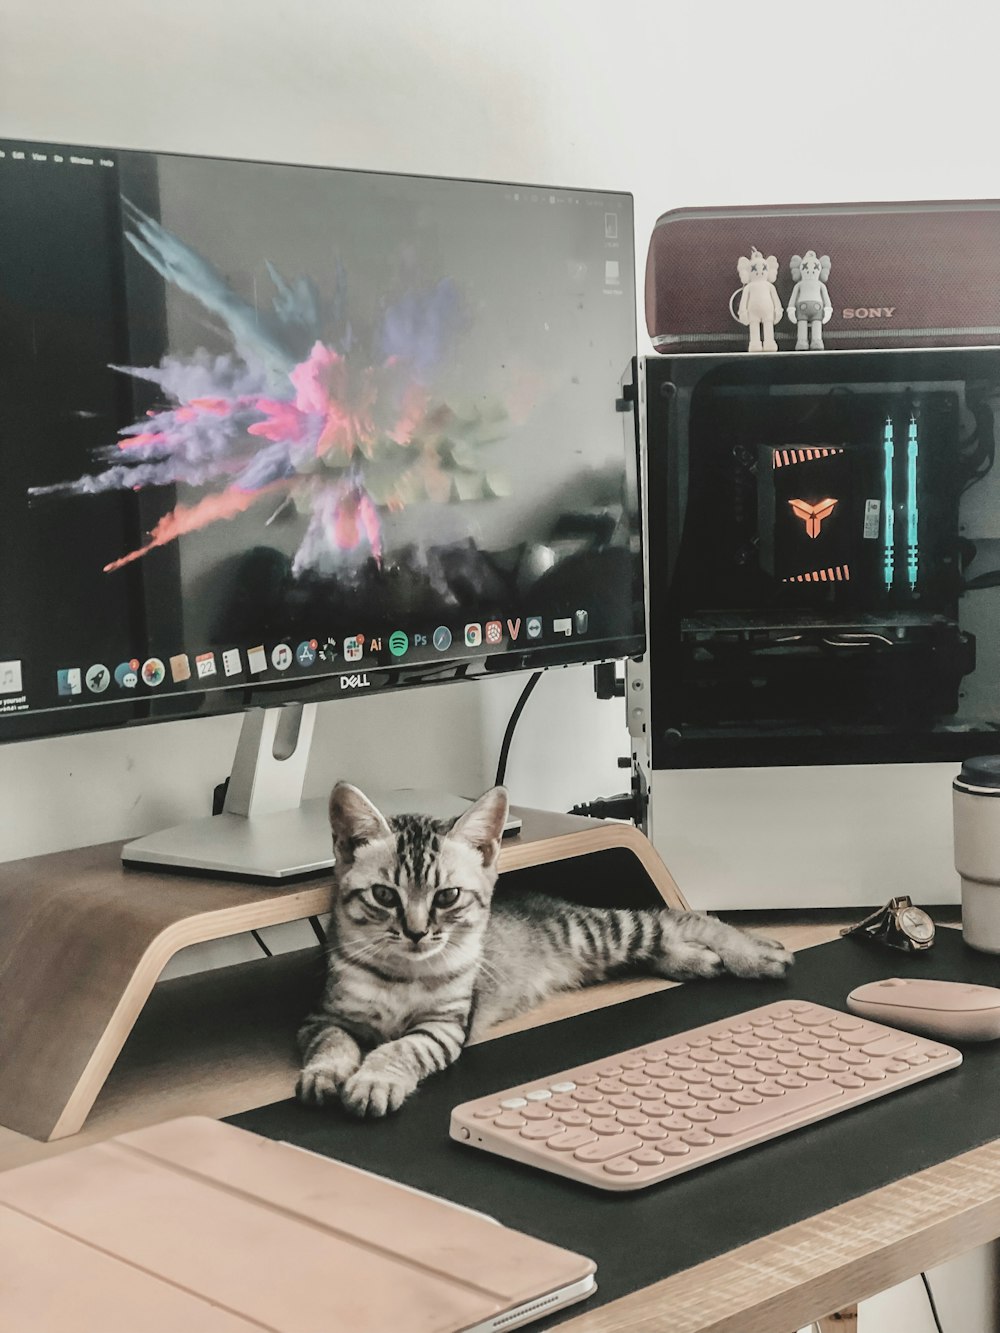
top-left (370, 885), bottom-right (398, 908)
top-left (434, 887), bottom-right (461, 908)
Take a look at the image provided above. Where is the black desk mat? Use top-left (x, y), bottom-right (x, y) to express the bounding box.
top-left (231, 931), bottom-right (1000, 1327)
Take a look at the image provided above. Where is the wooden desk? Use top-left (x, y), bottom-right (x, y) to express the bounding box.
top-left (0, 825), bottom-right (989, 1333)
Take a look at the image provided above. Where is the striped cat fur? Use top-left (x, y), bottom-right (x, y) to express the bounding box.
top-left (297, 783), bottom-right (793, 1117)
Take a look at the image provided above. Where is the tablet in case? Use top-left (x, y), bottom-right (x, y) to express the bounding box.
top-left (0, 1117), bottom-right (596, 1333)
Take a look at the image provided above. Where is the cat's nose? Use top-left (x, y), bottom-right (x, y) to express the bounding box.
top-left (403, 927), bottom-right (429, 944)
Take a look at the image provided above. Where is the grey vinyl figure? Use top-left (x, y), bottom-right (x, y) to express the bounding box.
top-left (787, 251), bottom-right (832, 350)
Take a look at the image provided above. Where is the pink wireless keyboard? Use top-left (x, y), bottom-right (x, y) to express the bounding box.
top-left (449, 1000), bottom-right (962, 1191)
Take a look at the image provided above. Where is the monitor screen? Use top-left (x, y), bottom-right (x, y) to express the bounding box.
top-left (0, 141), bottom-right (641, 742)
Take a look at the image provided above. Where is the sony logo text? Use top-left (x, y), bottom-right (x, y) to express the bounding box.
top-left (842, 307), bottom-right (896, 320)
top-left (340, 673), bottom-right (371, 690)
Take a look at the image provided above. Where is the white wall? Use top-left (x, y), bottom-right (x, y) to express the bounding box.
top-left (3, 0), bottom-right (999, 1324)
top-left (2, 0), bottom-right (996, 874)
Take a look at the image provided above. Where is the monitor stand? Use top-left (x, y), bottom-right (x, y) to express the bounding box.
top-left (121, 703), bottom-right (520, 880)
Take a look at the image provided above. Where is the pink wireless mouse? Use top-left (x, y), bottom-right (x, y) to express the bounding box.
top-left (847, 978), bottom-right (1000, 1042)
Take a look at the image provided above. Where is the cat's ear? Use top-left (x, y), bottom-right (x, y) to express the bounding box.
top-left (329, 782), bottom-right (392, 862)
top-left (447, 786), bottom-right (509, 868)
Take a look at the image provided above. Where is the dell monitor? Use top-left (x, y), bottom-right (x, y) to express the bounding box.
top-left (0, 138), bottom-right (641, 875)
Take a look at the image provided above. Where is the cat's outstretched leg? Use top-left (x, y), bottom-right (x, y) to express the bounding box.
top-left (296, 1017), bottom-right (364, 1106)
top-left (340, 1018), bottom-right (468, 1117)
top-left (653, 910), bottom-right (793, 980)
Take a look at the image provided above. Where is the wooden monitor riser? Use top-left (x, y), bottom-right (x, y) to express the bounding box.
top-left (0, 812), bottom-right (685, 1143)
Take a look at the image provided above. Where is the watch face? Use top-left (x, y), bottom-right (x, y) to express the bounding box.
top-left (899, 906), bottom-right (935, 943)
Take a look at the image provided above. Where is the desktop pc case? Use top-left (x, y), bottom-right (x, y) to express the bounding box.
top-left (632, 346), bottom-right (1000, 909)
top-left (645, 200), bottom-right (1000, 354)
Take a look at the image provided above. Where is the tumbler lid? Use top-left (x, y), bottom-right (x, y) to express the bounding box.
top-left (958, 756), bottom-right (1000, 790)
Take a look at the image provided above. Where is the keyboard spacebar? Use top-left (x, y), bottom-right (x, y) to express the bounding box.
top-left (710, 1084), bottom-right (845, 1137)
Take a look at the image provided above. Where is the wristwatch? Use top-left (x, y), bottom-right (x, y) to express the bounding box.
top-left (840, 895), bottom-right (936, 952)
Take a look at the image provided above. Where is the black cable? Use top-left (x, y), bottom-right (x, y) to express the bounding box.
top-left (921, 1272), bottom-right (945, 1333)
top-left (308, 916), bottom-right (327, 946)
top-left (494, 670), bottom-right (542, 787)
top-left (250, 929), bottom-right (273, 957)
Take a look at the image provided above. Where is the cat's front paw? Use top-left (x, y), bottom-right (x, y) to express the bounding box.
top-left (341, 1066), bottom-right (418, 1118)
top-left (719, 932), bottom-right (794, 980)
top-left (296, 1049), bottom-right (362, 1107)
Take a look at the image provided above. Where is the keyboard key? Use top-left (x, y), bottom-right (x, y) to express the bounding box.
top-left (863, 1035), bottom-right (918, 1058)
top-left (525, 1089), bottom-right (552, 1101)
top-left (757, 1060), bottom-right (785, 1076)
top-left (732, 1090), bottom-right (764, 1105)
top-left (521, 1105), bottom-right (553, 1120)
top-left (685, 1107), bottom-right (717, 1123)
top-left (688, 1036), bottom-right (712, 1048)
top-left (639, 1101), bottom-right (672, 1119)
top-left (660, 1137), bottom-right (692, 1155)
top-left (680, 1069), bottom-right (711, 1084)
top-left (596, 1065), bottom-right (623, 1077)
top-left (520, 1121), bottom-right (561, 1140)
top-left (500, 1097), bottom-right (527, 1109)
top-left (904, 1053), bottom-right (930, 1066)
top-left (778, 1053), bottom-right (807, 1069)
top-left (558, 1111), bottom-right (592, 1127)
top-left (668, 1056), bottom-right (697, 1071)
top-left (732, 1035), bottom-right (764, 1048)
top-left (621, 1072), bottom-right (651, 1086)
top-left (637, 1084), bottom-right (673, 1100)
top-left (609, 1094), bottom-right (641, 1109)
top-left (588, 1104), bottom-right (617, 1118)
top-left (757, 1081), bottom-right (786, 1097)
top-left (712, 1041), bottom-right (740, 1055)
top-left (841, 1052), bottom-right (869, 1067)
top-left (494, 1113), bottom-right (527, 1129)
top-left (830, 1017), bottom-right (863, 1030)
top-left (572, 1088), bottom-right (603, 1104)
top-left (545, 1096), bottom-right (577, 1111)
top-left (681, 1129), bottom-right (715, 1147)
top-left (574, 1134), bottom-right (643, 1162)
top-left (690, 1086), bottom-right (720, 1101)
top-left (883, 1059), bottom-right (909, 1073)
top-left (776, 1074), bottom-right (807, 1089)
top-left (658, 1114), bottom-right (692, 1132)
top-left (636, 1124), bottom-right (670, 1141)
top-left (644, 1062), bottom-right (673, 1078)
top-left (618, 1110), bottom-right (649, 1127)
top-left (603, 1159), bottom-right (640, 1176)
top-left (664, 1093), bottom-right (697, 1109)
top-left (740, 1068), bottom-right (766, 1085)
top-left (572, 1073), bottom-right (600, 1086)
top-left (819, 1039), bottom-right (849, 1054)
top-left (708, 1098), bottom-right (741, 1114)
top-left (832, 1074), bottom-right (866, 1089)
top-left (631, 1148), bottom-right (666, 1166)
top-left (472, 1105), bottom-right (502, 1118)
top-left (820, 1058), bottom-right (849, 1073)
top-left (711, 1077), bottom-right (741, 1093)
top-left (800, 1066), bottom-right (828, 1081)
top-left (551, 1081), bottom-right (576, 1092)
top-left (725, 1054), bottom-right (755, 1069)
top-left (856, 1066), bottom-right (887, 1081)
top-left (621, 1056), bottom-right (647, 1069)
top-left (592, 1120), bottom-right (626, 1136)
top-left (547, 1129), bottom-right (597, 1152)
top-left (597, 1079), bottom-right (627, 1094)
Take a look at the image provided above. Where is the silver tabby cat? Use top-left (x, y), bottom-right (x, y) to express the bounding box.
top-left (297, 782), bottom-right (793, 1117)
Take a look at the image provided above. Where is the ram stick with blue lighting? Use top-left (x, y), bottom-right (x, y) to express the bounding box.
top-left (882, 415), bottom-right (895, 589)
top-left (906, 414), bottom-right (919, 590)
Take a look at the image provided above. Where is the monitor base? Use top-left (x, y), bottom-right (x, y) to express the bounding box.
top-left (121, 790), bottom-right (522, 880)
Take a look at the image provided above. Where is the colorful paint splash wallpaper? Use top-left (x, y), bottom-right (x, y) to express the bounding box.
top-left (29, 198), bottom-right (510, 578)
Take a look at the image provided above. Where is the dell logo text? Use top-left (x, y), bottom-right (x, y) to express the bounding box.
top-left (340, 673), bottom-right (371, 690)
top-left (842, 307), bottom-right (896, 320)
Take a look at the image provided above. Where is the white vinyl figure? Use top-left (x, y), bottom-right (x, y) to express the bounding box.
top-left (787, 250), bottom-right (833, 350)
top-left (735, 248), bottom-right (782, 352)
